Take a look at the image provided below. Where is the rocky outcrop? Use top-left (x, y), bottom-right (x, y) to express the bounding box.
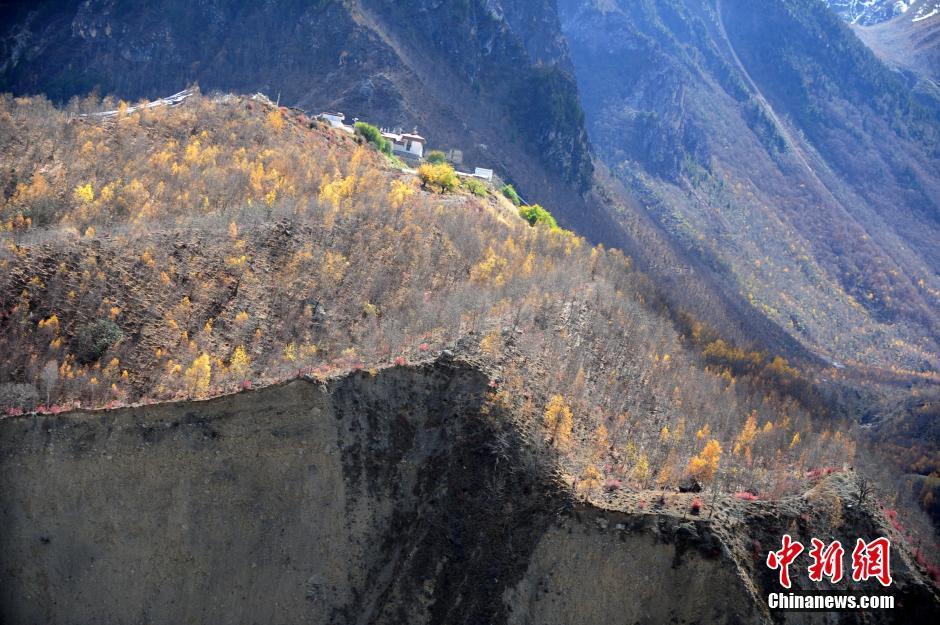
top-left (1, 358), bottom-right (549, 625)
top-left (823, 0), bottom-right (910, 26)
top-left (2, 358), bottom-right (937, 624)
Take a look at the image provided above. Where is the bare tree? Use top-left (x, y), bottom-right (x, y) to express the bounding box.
top-left (856, 475), bottom-right (874, 507)
top-left (40, 360), bottom-right (58, 405)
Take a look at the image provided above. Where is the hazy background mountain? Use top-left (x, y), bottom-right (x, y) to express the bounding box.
top-left (848, 1), bottom-right (940, 81)
top-left (558, 0), bottom-right (939, 376)
top-left (823, 0), bottom-right (940, 26)
top-left (824, 0), bottom-right (911, 25)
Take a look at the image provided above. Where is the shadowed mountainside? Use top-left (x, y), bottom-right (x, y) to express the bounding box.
top-left (0, 0), bottom-right (593, 195)
top-left (558, 0), bottom-right (940, 374)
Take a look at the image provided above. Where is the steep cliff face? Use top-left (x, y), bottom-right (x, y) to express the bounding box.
top-left (0, 0), bottom-right (593, 193)
top-left (0, 359), bottom-right (557, 625)
top-left (1, 360), bottom-right (937, 624)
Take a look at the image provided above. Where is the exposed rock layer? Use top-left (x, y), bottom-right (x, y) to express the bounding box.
top-left (2, 360), bottom-right (937, 624)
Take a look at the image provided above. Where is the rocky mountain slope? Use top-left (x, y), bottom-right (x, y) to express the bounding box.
top-left (824, 0), bottom-right (911, 25)
top-left (0, 0), bottom-right (840, 365)
top-left (823, 0), bottom-right (940, 25)
top-left (7, 0), bottom-right (937, 375)
top-left (0, 0), bottom-right (593, 197)
top-left (1, 92), bottom-right (864, 506)
top-left (2, 358), bottom-right (937, 624)
top-left (853, 3), bottom-right (940, 80)
top-left (558, 0), bottom-right (940, 375)
top-left (824, 0), bottom-right (940, 82)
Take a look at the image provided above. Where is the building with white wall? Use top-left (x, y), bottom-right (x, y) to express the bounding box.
top-left (381, 130), bottom-right (427, 159)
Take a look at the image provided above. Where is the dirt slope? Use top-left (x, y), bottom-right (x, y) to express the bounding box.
top-left (1, 358), bottom-right (936, 624)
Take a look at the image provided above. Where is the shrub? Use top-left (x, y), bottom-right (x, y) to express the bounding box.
top-left (0, 382), bottom-right (40, 411)
top-left (885, 508), bottom-right (902, 532)
top-left (806, 466), bottom-right (840, 480)
top-left (72, 319), bottom-right (123, 363)
top-left (354, 122), bottom-right (392, 155)
top-left (417, 163), bottom-right (459, 193)
top-left (426, 150), bottom-right (447, 164)
top-left (463, 178), bottom-right (487, 197)
top-left (501, 184), bottom-right (522, 206)
top-left (518, 204), bottom-right (558, 229)
top-left (690, 498), bottom-right (703, 515)
top-left (734, 491), bottom-right (759, 501)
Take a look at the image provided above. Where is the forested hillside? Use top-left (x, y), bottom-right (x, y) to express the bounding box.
top-left (0, 93), bottom-right (858, 500)
top-left (2, 2), bottom-right (940, 616)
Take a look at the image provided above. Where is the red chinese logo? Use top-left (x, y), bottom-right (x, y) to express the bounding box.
top-left (851, 537), bottom-right (892, 587)
top-left (766, 535), bottom-right (892, 588)
top-left (766, 534), bottom-right (804, 588)
top-left (808, 538), bottom-right (844, 583)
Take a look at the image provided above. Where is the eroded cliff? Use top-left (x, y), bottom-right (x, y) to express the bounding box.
top-left (1, 358), bottom-right (937, 624)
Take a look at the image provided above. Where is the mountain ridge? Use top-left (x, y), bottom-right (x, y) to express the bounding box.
top-left (823, 0), bottom-right (940, 25)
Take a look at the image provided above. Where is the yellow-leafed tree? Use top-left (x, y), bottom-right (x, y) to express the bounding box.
top-left (544, 394), bottom-right (574, 451)
top-left (230, 345), bottom-right (251, 379)
top-left (688, 439), bottom-right (722, 484)
top-left (184, 353), bottom-right (212, 395)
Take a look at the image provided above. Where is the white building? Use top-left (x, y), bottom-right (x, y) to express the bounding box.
top-left (457, 167), bottom-right (496, 181)
top-left (321, 111), bottom-right (345, 127)
top-left (320, 111), bottom-right (354, 133)
top-left (381, 130), bottom-right (427, 159)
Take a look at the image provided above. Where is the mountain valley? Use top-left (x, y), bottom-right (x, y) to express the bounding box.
top-left (1, 1), bottom-right (939, 622)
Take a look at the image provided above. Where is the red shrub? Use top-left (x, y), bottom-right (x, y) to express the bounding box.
top-left (806, 466), bottom-right (842, 480)
top-left (394, 356), bottom-right (406, 366)
top-left (734, 491), bottom-right (759, 501)
top-left (914, 549), bottom-right (940, 585)
top-left (929, 566), bottom-right (940, 585)
top-left (604, 478), bottom-right (623, 492)
top-left (690, 498), bottom-right (703, 515)
top-left (884, 509), bottom-right (903, 532)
